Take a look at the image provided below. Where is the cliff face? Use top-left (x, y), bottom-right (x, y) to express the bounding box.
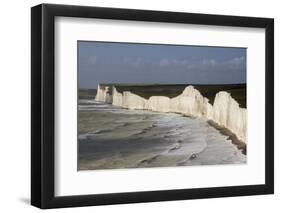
top-left (95, 84), bottom-right (247, 143)
top-left (94, 85), bottom-right (112, 103)
top-left (212, 92), bottom-right (247, 142)
top-left (112, 87), bottom-right (123, 107)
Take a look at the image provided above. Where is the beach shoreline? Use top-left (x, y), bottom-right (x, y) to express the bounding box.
top-left (207, 120), bottom-right (246, 155)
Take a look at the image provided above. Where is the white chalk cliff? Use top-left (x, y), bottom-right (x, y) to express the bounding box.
top-left (95, 85), bottom-right (112, 103)
top-left (95, 84), bottom-right (247, 143)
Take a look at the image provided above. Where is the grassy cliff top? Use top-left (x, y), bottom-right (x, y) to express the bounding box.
top-left (78, 89), bottom-right (97, 99)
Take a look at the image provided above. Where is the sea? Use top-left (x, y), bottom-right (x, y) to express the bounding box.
top-left (78, 99), bottom-right (246, 170)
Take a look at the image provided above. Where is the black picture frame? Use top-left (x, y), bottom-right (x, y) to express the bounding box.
top-left (31, 3), bottom-right (274, 209)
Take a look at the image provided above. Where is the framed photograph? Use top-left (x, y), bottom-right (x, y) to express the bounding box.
top-left (31, 3), bottom-right (274, 209)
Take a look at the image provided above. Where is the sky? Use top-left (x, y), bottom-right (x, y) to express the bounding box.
top-left (78, 41), bottom-right (246, 89)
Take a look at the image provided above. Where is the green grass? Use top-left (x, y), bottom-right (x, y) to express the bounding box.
top-left (78, 89), bottom-right (97, 99)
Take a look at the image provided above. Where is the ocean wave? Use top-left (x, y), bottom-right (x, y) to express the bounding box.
top-left (167, 141), bottom-right (182, 153)
top-left (136, 154), bottom-right (161, 166)
top-left (79, 104), bottom-right (109, 108)
top-left (79, 99), bottom-right (101, 104)
top-left (78, 133), bottom-right (95, 140)
top-left (78, 105), bottom-right (121, 112)
top-left (132, 124), bottom-right (156, 136)
top-left (93, 129), bottom-right (113, 134)
top-left (79, 129), bottom-right (114, 139)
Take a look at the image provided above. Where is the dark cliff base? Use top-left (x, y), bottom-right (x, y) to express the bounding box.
top-left (207, 120), bottom-right (246, 155)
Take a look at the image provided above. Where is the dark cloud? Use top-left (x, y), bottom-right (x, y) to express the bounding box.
top-left (78, 41), bottom-right (246, 89)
